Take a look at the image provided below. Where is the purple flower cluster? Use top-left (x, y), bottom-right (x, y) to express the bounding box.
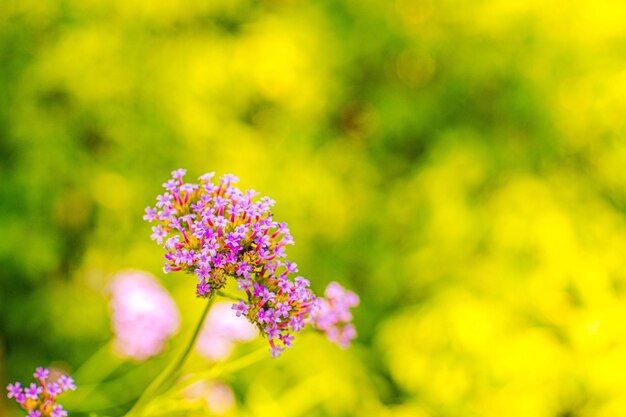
top-left (312, 282), bottom-right (360, 348)
top-left (6, 368), bottom-right (75, 417)
top-left (108, 270), bottom-right (180, 361)
top-left (145, 170), bottom-right (316, 357)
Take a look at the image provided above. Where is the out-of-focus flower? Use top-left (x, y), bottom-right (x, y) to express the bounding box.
top-left (108, 270), bottom-right (180, 360)
top-left (196, 301), bottom-right (258, 361)
top-left (182, 380), bottom-right (235, 415)
top-left (312, 282), bottom-right (360, 348)
top-left (205, 381), bottom-right (235, 415)
top-left (6, 368), bottom-right (75, 417)
top-left (145, 170), bottom-right (317, 357)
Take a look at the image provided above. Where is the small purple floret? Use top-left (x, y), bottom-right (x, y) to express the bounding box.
top-left (6, 382), bottom-right (22, 399)
top-left (48, 382), bottom-right (62, 396)
top-left (232, 300), bottom-right (249, 317)
top-left (33, 367), bottom-right (50, 380)
top-left (25, 383), bottom-right (42, 400)
top-left (270, 344), bottom-right (284, 358)
top-left (58, 375), bottom-right (76, 392)
top-left (51, 404), bottom-right (68, 417)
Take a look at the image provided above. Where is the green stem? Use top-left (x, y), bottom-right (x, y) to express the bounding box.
top-left (124, 297), bottom-right (215, 417)
top-left (216, 290), bottom-right (240, 301)
top-left (173, 346), bottom-right (267, 394)
top-left (73, 341), bottom-right (124, 383)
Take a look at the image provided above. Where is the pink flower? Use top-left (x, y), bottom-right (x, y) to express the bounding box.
top-left (183, 380), bottom-right (235, 415)
top-left (196, 302), bottom-right (258, 361)
top-left (312, 282), bottom-right (360, 348)
top-left (108, 270), bottom-right (180, 360)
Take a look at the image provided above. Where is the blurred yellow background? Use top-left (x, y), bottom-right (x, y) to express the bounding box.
top-left (3, 0), bottom-right (626, 416)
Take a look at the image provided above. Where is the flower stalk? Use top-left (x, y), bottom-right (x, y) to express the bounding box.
top-left (124, 296), bottom-right (214, 417)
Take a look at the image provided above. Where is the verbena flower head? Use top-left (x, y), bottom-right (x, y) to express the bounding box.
top-left (146, 170), bottom-right (316, 357)
top-left (197, 301), bottom-right (258, 361)
top-left (108, 270), bottom-right (180, 360)
top-left (312, 282), bottom-right (360, 348)
top-left (6, 368), bottom-right (75, 417)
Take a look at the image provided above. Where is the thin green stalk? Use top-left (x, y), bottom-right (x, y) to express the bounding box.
top-left (73, 341), bottom-right (124, 383)
top-left (173, 346), bottom-right (267, 394)
top-left (63, 341), bottom-right (125, 410)
top-left (124, 297), bottom-right (215, 417)
top-left (216, 290), bottom-right (240, 301)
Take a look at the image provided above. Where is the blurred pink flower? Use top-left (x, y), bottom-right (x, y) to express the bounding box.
top-left (196, 301), bottom-right (258, 361)
top-left (183, 380), bottom-right (235, 415)
top-left (205, 381), bottom-right (235, 415)
top-left (108, 270), bottom-right (180, 360)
